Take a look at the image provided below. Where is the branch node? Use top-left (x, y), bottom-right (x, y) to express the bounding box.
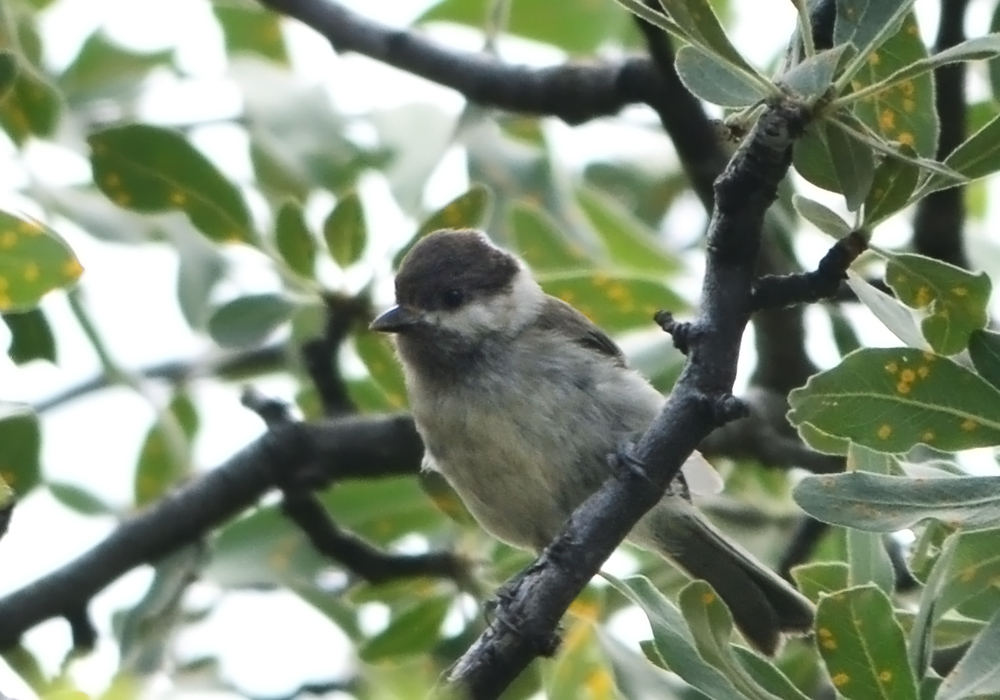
top-left (654, 310), bottom-right (694, 354)
top-left (752, 230), bottom-right (867, 310)
top-left (608, 445), bottom-right (655, 489)
top-left (698, 392), bottom-right (750, 426)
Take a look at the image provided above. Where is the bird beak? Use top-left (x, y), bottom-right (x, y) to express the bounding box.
top-left (370, 305), bottom-right (422, 333)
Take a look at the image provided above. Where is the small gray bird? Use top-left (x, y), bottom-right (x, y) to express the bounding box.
top-left (371, 229), bottom-right (814, 655)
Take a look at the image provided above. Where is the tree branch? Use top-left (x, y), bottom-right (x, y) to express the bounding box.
top-left (0, 413), bottom-right (423, 649)
top-left (446, 99), bottom-right (810, 697)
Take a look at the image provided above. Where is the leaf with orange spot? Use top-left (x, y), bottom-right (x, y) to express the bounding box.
top-left (393, 184), bottom-right (492, 268)
top-left (0, 211), bottom-right (82, 312)
top-left (814, 585), bottom-right (917, 700)
top-left (508, 200), bottom-right (589, 272)
top-left (538, 271), bottom-right (686, 333)
top-left (883, 252), bottom-right (991, 355)
top-left (788, 347), bottom-right (1000, 454)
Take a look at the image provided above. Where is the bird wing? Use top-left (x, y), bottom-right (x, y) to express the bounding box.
top-left (536, 296), bottom-right (627, 367)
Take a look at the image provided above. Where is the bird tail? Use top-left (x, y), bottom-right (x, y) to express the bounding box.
top-left (632, 502), bottom-right (814, 656)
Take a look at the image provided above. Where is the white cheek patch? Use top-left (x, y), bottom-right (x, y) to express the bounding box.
top-left (433, 267), bottom-right (545, 336)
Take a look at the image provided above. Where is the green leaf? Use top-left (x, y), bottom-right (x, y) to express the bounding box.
top-left (827, 120), bottom-right (875, 212)
top-left (89, 124), bottom-right (255, 245)
top-left (274, 201), bottom-right (316, 278)
top-left (58, 32), bottom-right (171, 103)
top-left (863, 150), bottom-right (920, 226)
top-left (420, 0), bottom-right (633, 54)
top-left (3, 307), bottom-right (55, 363)
top-left (860, 35), bottom-right (1000, 100)
top-left (208, 293), bottom-right (296, 348)
top-left (794, 471), bottom-right (1000, 532)
top-left (394, 184), bottom-right (492, 268)
top-left (213, 3), bottom-right (288, 63)
top-left (845, 444), bottom-right (896, 595)
top-left (0, 211), bottom-right (83, 312)
top-left (794, 123), bottom-right (843, 193)
top-left (358, 595), bottom-right (452, 662)
top-left (323, 192), bottom-right (367, 267)
top-left (936, 608), bottom-right (1000, 700)
top-left (815, 585), bottom-right (918, 700)
top-left (508, 201), bottom-right (589, 272)
top-left (732, 648), bottom-right (813, 700)
top-left (923, 112), bottom-right (1000, 195)
top-left (679, 581), bottom-right (805, 700)
top-left (604, 574), bottom-right (744, 700)
top-left (0, 410), bottom-right (40, 495)
top-left (779, 45), bottom-right (851, 100)
top-left (968, 329), bottom-right (1000, 391)
top-left (846, 11), bottom-right (937, 159)
top-left (788, 347), bottom-right (1000, 454)
top-left (173, 224), bottom-right (226, 330)
top-left (538, 271), bottom-right (686, 333)
top-left (934, 529), bottom-right (1000, 622)
top-left (658, 0), bottom-right (761, 77)
top-left (0, 63), bottom-right (60, 144)
top-left (47, 481), bottom-right (113, 516)
top-left (790, 562), bottom-right (849, 604)
top-left (354, 331), bottom-right (407, 409)
top-left (834, 0), bottom-right (918, 74)
top-left (576, 186), bottom-right (681, 274)
top-left (134, 391), bottom-right (197, 506)
top-left (883, 252), bottom-right (991, 356)
top-left (319, 477), bottom-right (446, 545)
top-left (0, 49), bottom-right (15, 101)
top-left (791, 195), bottom-right (851, 238)
top-left (675, 44), bottom-right (771, 107)
top-left (846, 273), bottom-right (926, 349)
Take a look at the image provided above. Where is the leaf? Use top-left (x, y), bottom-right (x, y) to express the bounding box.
top-left (57, 32), bottom-right (172, 103)
top-left (0, 410), bottom-right (40, 495)
top-left (846, 273), bottom-right (926, 349)
top-left (47, 481), bottom-right (112, 516)
top-left (207, 293), bottom-right (296, 348)
top-left (0, 62), bottom-right (60, 144)
top-left (793, 122), bottom-right (843, 193)
top-left (319, 477), bottom-right (446, 545)
top-left (934, 529), bottom-right (1000, 622)
top-left (213, 3), bottom-right (288, 63)
top-left (604, 574), bottom-right (745, 700)
top-left (658, 0), bottom-right (761, 77)
top-left (787, 347), bottom-right (1000, 454)
top-left (678, 581), bottom-right (806, 700)
top-left (846, 11), bottom-right (938, 160)
top-left (791, 195), bottom-right (851, 238)
top-left (508, 201), bottom-right (589, 272)
top-left (538, 271), bottom-right (686, 333)
top-left (134, 391), bottom-right (197, 506)
top-left (863, 150), bottom-right (920, 226)
top-left (323, 192), bottom-right (367, 267)
top-left (0, 211), bottom-right (83, 312)
top-left (576, 186), bottom-right (681, 274)
top-left (922, 112), bottom-right (1000, 195)
top-left (936, 608), bottom-right (1000, 700)
top-left (862, 35), bottom-right (1000, 98)
top-left (834, 0), bottom-right (918, 70)
top-left (274, 201), bottom-right (315, 277)
top-left (89, 124), bottom-right (255, 245)
top-left (172, 223), bottom-right (226, 330)
top-left (358, 595), bottom-right (452, 662)
top-left (968, 329), bottom-right (1000, 391)
top-left (779, 45), bottom-right (851, 100)
top-left (0, 49), bottom-right (15, 102)
top-left (3, 307), bottom-right (55, 363)
top-left (393, 184), bottom-right (492, 268)
top-left (815, 585), bottom-right (918, 700)
top-left (794, 472), bottom-right (1000, 532)
top-left (790, 562), bottom-right (849, 604)
top-left (354, 331), bottom-right (407, 409)
top-left (420, 0), bottom-right (633, 54)
top-left (826, 120), bottom-right (875, 212)
top-left (845, 444), bottom-right (896, 595)
top-left (675, 44), bottom-right (771, 107)
top-left (883, 252), bottom-right (991, 356)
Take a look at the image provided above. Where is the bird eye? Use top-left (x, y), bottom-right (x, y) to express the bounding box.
top-left (442, 287), bottom-right (464, 309)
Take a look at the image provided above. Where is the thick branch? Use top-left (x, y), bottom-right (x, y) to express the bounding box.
top-left (0, 413), bottom-right (423, 648)
top-left (447, 100), bottom-right (808, 697)
top-left (259, 0), bottom-right (669, 126)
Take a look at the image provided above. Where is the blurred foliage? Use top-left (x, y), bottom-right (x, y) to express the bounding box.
top-left (4, 0), bottom-right (1000, 698)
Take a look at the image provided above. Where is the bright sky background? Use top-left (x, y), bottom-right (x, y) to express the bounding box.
top-left (2, 0), bottom-right (1000, 698)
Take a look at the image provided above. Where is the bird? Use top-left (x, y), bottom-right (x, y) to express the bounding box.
top-left (370, 228), bottom-right (814, 655)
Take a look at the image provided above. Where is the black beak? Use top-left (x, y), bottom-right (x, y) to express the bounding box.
top-left (370, 305), bottom-right (422, 333)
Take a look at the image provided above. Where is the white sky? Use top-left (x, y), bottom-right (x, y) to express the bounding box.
top-left (2, 0), bottom-right (1000, 698)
